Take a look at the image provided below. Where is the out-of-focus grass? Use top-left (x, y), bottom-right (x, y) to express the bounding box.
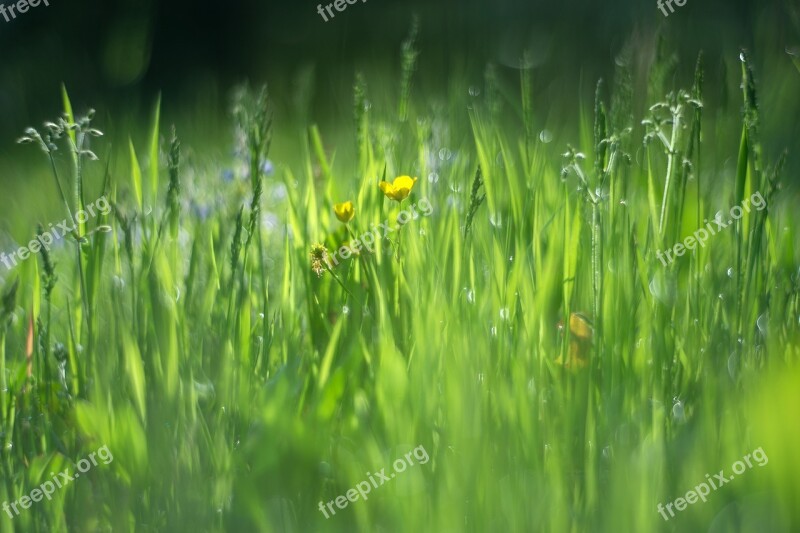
top-left (0, 29), bottom-right (799, 533)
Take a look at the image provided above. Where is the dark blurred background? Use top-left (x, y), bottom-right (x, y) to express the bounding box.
top-left (0, 0), bottom-right (797, 175)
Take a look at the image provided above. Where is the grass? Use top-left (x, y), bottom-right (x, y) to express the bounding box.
top-left (0, 28), bottom-right (799, 533)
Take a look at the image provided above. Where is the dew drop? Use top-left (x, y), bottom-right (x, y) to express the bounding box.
top-left (465, 289), bottom-right (475, 304)
top-left (428, 172), bottom-right (439, 184)
top-left (672, 400), bottom-right (685, 422)
top-left (727, 267), bottom-right (735, 278)
top-left (499, 307), bottom-right (510, 320)
top-left (468, 86), bottom-right (481, 97)
top-left (649, 274), bottom-right (675, 304)
top-left (342, 305), bottom-right (350, 316)
top-left (602, 445), bottom-right (613, 460)
top-left (438, 148), bottom-right (452, 161)
top-left (539, 130), bottom-right (553, 143)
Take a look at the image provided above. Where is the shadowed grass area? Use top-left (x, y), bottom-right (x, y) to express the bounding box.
top-left (0, 28), bottom-right (798, 533)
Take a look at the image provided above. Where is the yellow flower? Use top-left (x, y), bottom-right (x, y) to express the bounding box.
top-left (333, 201), bottom-right (355, 223)
top-left (555, 312), bottom-right (593, 370)
top-left (379, 176), bottom-right (418, 202)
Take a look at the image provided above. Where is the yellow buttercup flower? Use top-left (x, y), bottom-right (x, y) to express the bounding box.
top-left (379, 176), bottom-right (418, 202)
top-left (555, 312), bottom-right (594, 370)
top-left (333, 201), bottom-right (355, 223)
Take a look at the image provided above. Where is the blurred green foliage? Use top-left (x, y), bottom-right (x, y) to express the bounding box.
top-left (0, 7), bottom-right (799, 533)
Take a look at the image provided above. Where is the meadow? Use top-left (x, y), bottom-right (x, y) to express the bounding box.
top-left (0, 21), bottom-right (799, 533)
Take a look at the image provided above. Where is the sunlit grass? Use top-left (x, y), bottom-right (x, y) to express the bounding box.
top-left (0, 33), bottom-right (798, 533)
